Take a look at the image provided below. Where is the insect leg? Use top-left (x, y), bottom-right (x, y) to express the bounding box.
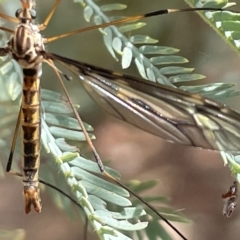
top-left (39, 0), bottom-right (61, 31)
top-left (0, 12), bottom-right (18, 23)
top-left (0, 27), bottom-right (14, 34)
top-left (6, 108), bottom-right (21, 172)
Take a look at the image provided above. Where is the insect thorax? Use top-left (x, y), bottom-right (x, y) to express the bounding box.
top-left (9, 23), bottom-right (44, 72)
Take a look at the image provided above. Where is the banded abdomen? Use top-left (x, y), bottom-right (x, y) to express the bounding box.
top-left (21, 67), bottom-right (41, 213)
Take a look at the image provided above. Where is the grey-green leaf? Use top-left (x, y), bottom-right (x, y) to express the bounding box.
top-left (95, 210), bottom-right (148, 231)
top-left (49, 126), bottom-right (95, 141)
top-left (221, 21), bottom-right (240, 32)
top-left (44, 113), bottom-right (93, 131)
top-left (79, 180), bottom-right (131, 206)
top-left (169, 74), bottom-right (206, 83)
top-left (150, 56), bottom-right (188, 65)
top-left (42, 101), bottom-right (73, 115)
top-left (118, 22), bottom-right (146, 33)
top-left (84, 5), bottom-right (93, 22)
top-left (71, 166), bottom-right (129, 198)
top-left (112, 37), bottom-right (122, 54)
top-left (202, 0), bottom-right (228, 8)
top-left (129, 35), bottom-right (159, 44)
top-left (70, 157), bottom-right (121, 179)
top-left (140, 46), bottom-right (179, 55)
top-left (103, 27), bottom-right (118, 60)
top-left (122, 47), bottom-right (133, 69)
top-left (100, 4), bottom-right (127, 12)
top-left (160, 66), bottom-right (194, 75)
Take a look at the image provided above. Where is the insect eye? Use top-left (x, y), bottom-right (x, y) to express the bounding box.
top-left (15, 9), bottom-right (22, 18)
top-left (30, 9), bottom-right (37, 19)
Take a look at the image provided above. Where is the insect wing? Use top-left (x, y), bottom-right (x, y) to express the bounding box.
top-left (48, 53), bottom-right (240, 152)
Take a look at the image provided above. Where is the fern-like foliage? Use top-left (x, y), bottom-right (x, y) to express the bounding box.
top-left (76, 0), bottom-right (240, 100)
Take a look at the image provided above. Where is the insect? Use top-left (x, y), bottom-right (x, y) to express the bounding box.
top-left (0, 0), bottom-right (239, 239)
top-left (222, 181), bottom-right (238, 218)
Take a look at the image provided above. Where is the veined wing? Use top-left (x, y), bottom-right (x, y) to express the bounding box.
top-left (47, 53), bottom-right (240, 152)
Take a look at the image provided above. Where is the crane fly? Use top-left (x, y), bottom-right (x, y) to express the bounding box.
top-left (0, 0), bottom-right (239, 239)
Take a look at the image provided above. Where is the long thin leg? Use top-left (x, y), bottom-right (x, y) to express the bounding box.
top-left (38, 0), bottom-right (61, 31)
top-left (0, 12), bottom-right (18, 23)
top-left (6, 108), bottom-right (21, 172)
top-left (0, 27), bottom-right (14, 34)
top-left (47, 59), bottom-right (105, 171)
top-left (47, 59), bottom-right (188, 240)
top-left (45, 7), bottom-right (223, 43)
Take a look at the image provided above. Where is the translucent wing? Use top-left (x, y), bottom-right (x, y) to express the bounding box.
top-left (47, 53), bottom-right (240, 152)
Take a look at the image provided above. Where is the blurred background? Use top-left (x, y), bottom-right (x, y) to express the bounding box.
top-left (0, 0), bottom-right (240, 239)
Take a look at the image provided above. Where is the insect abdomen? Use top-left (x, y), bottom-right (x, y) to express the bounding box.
top-left (21, 68), bottom-right (41, 214)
